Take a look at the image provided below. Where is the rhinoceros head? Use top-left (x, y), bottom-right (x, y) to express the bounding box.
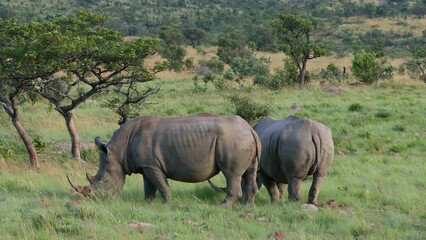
top-left (88, 137), bottom-right (126, 193)
top-left (67, 137), bottom-right (126, 198)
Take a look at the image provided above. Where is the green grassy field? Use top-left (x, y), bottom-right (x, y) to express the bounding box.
top-left (0, 72), bottom-right (425, 239)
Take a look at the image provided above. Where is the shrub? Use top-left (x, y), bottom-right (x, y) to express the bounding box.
top-left (348, 103), bottom-right (363, 112)
top-left (198, 57), bottom-right (225, 74)
top-left (375, 110), bottom-right (391, 119)
top-left (352, 51), bottom-right (393, 84)
top-left (256, 58), bottom-right (299, 90)
top-left (223, 69), bottom-right (236, 81)
top-left (230, 94), bottom-right (270, 124)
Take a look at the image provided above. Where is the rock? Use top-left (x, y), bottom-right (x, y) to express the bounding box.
top-left (290, 104), bottom-right (301, 110)
top-left (39, 198), bottom-right (52, 207)
top-left (241, 213), bottom-right (254, 219)
top-left (126, 222), bottom-right (154, 229)
top-left (326, 199), bottom-right (338, 208)
top-left (256, 216), bottom-right (269, 222)
top-left (269, 230), bottom-right (285, 240)
top-left (301, 204), bottom-right (318, 212)
top-left (324, 86), bottom-right (342, 93)
top-left (183, 219), bottom-right (199, 226)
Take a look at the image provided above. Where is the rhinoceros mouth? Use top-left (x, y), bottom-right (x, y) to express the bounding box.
top-left (67, 174), bottom-right (94, 198)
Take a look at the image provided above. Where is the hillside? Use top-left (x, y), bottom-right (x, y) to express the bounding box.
top-left (1, 0), bottom-right (425, 57)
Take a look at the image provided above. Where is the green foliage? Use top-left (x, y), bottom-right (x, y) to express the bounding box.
top-left (0, 140), bottom-right (14, 158)
top-left (319, 63), bottom-right (347, 82)
top-left (32, 135), bottom-right (47, 154)
top-left (272, 14), bottom-right (326, 86)
top-left (352, 51), bottom-right (393, 84)
top-left (375, 110), bottom-right (391, 119)
top-left (158, 25), bottom-right (184, 45)
top-left (229, 55), bottom-right (270, 82)
top-left (192, 75), bottom-right (207, 93)
top-left (80, 147), bottom-right (99, 164)
top-left (405, 46), bottom-right (426, 83)
top-left (348, 103), bottom-right (363, 112)
top-left (223, 69), bottom-right (236, 81)
top-left (1, 179), bottom-right (31, 192)
top-left (216, 31), bottom-right (250, 64)
top-left (159, 43), bottom-right (187, 72)
top-left (197, 57), bottom-right (224, 74)
top-left (229, 94), bottom-right (270, 124)
top-left (254, 57), bottom-right (299, 90)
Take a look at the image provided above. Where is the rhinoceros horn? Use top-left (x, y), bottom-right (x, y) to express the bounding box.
top-left (86, 173), bottom-right (95, 185)
top-left (67, 174), bottom-right (94, 198)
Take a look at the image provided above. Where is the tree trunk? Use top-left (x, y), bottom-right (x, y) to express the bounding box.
top-left (62, 111), bottom-right (85, 163)
top-left (2, 96), bottom-right (39, 169)
top-left (11, 117), bottom-right (39, 169)
top-left (300, 61), bottom-right (307, 88)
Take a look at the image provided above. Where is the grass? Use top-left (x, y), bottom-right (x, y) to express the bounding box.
top-left (1, 50), bottom-right (425, 239)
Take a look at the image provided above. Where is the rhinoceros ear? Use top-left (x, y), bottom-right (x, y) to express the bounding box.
top-left (95, 137), bottom-right (107, 154)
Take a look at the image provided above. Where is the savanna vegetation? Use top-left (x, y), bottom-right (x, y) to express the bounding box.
top-left (0, 0), bottom-right (425, 239)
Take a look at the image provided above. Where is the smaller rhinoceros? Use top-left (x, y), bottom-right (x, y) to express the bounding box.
top-left (254, 115), bottom-right (334, 205)
top-left (68, 114), bottom-right (261, 207)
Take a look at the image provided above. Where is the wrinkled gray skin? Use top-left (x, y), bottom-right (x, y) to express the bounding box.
top-left (88, 114), bottom-right (261, 207)
top-left (254, 115), bottom-right (334, 205)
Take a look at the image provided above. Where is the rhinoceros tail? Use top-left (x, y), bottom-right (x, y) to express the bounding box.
top-left (208, 179), bottom-right (226, 193)
top-left (250, 128), bottom-right (261, 169)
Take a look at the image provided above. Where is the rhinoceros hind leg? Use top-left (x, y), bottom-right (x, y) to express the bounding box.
top-left (143, 175), bottom-right (157, 201)
top-left (307, 174), bottom-right (324, 205)
top-left (288, 177), bottom-right (302, 202)
top-left (277, 183), bottom-right (286, 201)
top-left (142, 168), bottom-right (171, 203)
top-left (260, 173), bottom-right (281, 202)
top-left (221, 175), bottom-right (243, 208)
top-left (241, 160), bottom-right (258, 206)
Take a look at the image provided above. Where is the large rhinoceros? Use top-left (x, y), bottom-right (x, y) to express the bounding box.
top-left (254, 115), bottom-right (334, 205)
top-left (68, 114), bottom-right (261, 207)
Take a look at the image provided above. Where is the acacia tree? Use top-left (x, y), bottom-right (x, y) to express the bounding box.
top-left (0, 19), bottom-right (66, 169)
top-left (34, 11), bottom-right (162, 162)
top-left (272, 14), bottom-right (326, 87)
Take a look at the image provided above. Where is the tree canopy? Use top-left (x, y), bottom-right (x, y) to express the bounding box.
top-left (272, 14), bottom-right (326, 87)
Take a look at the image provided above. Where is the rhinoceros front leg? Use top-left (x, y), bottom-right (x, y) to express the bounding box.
top-left (288, 177), bottom-right (302, 202)
top-left (143, 175), bottom-right (157, 201)
top-left (307, 174), bottom-right (324, 205)
top-left (221, 175), bottom-right (243, 208)
top-left (142, 168), bottom-right (171, 203)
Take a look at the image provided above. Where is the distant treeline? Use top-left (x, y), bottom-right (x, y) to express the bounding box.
top-left (1, 0), bottom-right (425, 56)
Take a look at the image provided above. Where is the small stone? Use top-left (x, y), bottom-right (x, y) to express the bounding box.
top-left (301, 204), bottom-right (318, 212)
top-left (256, 216), bottom-right (269, 222)
top-left (126, 222), bottom-right (154, 229)
top-left (326, 199), bottom-right (338, 208)
top-left (269, 230), bottom-right (285, 240)
top-left (183, 219), bottom-right (199, 226)
top-left (241, 213), bottom-right (254, 219)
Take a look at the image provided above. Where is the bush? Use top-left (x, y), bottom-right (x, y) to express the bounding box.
top-left (230, 94), bottom-right (270, 124)
top-left (352, 51), bottom-right (393, 84)
top-left (198, 57), bottom-right (225, 74)
top-left (352, 51), bottom-right (380, 84)
top-left (348, 103), bottom-right (363, 112)
top-left (254, 58), bottom-right (299, 90)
